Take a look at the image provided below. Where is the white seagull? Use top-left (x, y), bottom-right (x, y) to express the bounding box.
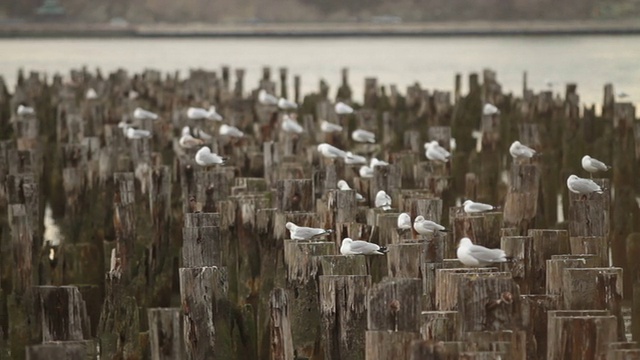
top-left (340, 238), bottom-right (388, 255)
top-left (258, 89), bottom-right (279, 106)
top-left (187, 107), bottom-right (210, 120)
top-left (335, 102), bottom-right (354, 115)
top-left (413, 215), bottom-right (448, 235)
top-left (581, 155), bottom-right (611, 177)
top-left (206, 106), bottom-right (223, 121)
top-left (457, 237), bottom-right (507, 267)
top-left (463, 200), bottom-right (499, 214)
top-left (133, 107), bottom-right (158, 120)
top-left (359, 165), bottom-right (374, 178)
top-left (195, 146), bottom-right (226, 167)
top-left (317, 143), bottom-right (347, 159)
top-left (425, 141), bottom-right (451, 162)
top-left (219, 124), bottom-right (244, 138)
top-left (509, 141), bottom-right (537, 159)
top-left (351, 129), bottom-right (376, 143)
top-left (85, 88), bottom-right (98, 100)
top-left (125, 127), bottom-right (151, 139)
top-left (179, 134), bottom-right (204, 149)
top-left (397, 213), bottom-right (412, 234)
top-left (566, 174), bottom-right (604, 195)
top-left (344, 152), bottom-right (367, 165)
top-left (282, 114), bottom-right (304, 134)
top-left (370, 158), bottom-right (388, 168)
top-left (278, 98), bottom-right (298, 110)
top-left (320, 120), bottom-right (343, 133)
top-left (483, 103), bottom-right (500, 116)
top-left (337, 180), bottom-right (365, 202)
top-left (285, 222), bottom-right (333, 241)
top-left (375, 190), bottom-right (392, 211)
top-left (17, 105), bottom-right (35, 116)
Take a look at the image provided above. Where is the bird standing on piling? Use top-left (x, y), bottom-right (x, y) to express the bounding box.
top-left (86, 88), bottom-right (98, 100)
top-left (375, 190), bottom-right (392, 211)
top-left (344, 152), bottom-right (367, 165)
top-left (425, 141), bottom-right (451, 163)
top-left (359, 165), bottom-right (374, 178)
top-left (133, 107), bottom-right (158, 120)
top-left (277, 98), bottom-right (298, 110)
top-left (285, 222), bottom-right (333, 241)
top-left (17, 104), bottom-right (35, 116)
top-left (340, 238), bottom-right (388, 255)
top-left (207, 106), bottom-right (223, 121)
top-left (463, 200), bottom-right (499, 214)
top-left (179, 133), bottom-right (203, 149)
top-left (125, 127), bottom-right (152, 139)
top-left (370, 158), bottom-right (388, 168)
top-left (482, 103), bottom-right (500, 116)
top-left (457, 237), bottom-right (507, 267)
top-left (195, 146), bottom-right (226, 167)
top-left (320, 120), bottom-right (343, 133)
top-left (581, 155), bottom-right (611, 178)
top-left (219, 124), bottom-right (244, 138)
top-left (281, 114), bottom-right (304, 134)
top-left (317, 143), bottom-right (347, 159)
top-left (566, 174), bottom-right (604, 194)
top-left (351, 129), bottom-right (376, 143)
top-left (335, 102), bottom-right (354, 115)
top-left (413, 215), bottom-right (448, 235)
top-left (509, 141), bottom-right (537, 160)
top-left (258, 89), bottom-right (279, 105)
top-left (337, 180), bottom-right (365, 202)
top-left (397, 213), bottom-right (412, 234)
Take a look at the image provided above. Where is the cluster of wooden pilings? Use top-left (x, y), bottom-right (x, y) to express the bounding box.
top-left (0, 66), bottom-right (639, 359)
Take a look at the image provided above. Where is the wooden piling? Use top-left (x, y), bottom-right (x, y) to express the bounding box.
top-left (148, 308), bottom-right (185, 360)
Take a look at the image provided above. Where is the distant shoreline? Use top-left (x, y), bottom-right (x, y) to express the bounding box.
top-left (2, 20), bottom-right (640, 38)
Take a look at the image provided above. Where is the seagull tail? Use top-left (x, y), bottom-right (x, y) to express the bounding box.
top-left (439, 229), bottom-right (450, 233)
top-left (493, 206), bottom-right (502, 211)
top-left (376, 246), bottom-right (389, 255)
top-left (383, 205), bottom-right (392, 211)
top-left (324, 229), bottom-right (334, 235)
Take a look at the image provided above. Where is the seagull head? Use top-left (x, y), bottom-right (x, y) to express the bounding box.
top-left (342, 237), bottom-right (353, 244)
top-left (512, 140), bottom-right (521, 146)
top-left (414, 215), bottom-right (425, 223)
top-left (568, 174), bottom-right (579, 181)
top-left (337, 180), bottom-right (349, 190)
top-left (285, 222), bottom-right (296, 231)
top-left (463, 200), bottom-right (472, 206)
top-left (458, 237), bottom-right (473, 248)
top-left (582, 155), bottom-right (591, 161)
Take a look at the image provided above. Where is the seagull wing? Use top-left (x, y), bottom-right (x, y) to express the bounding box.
top-left (467, 244), bottom-right (506, 263)
top-left (350, 240), bottom-right (381, 254)
top-left (571, 178), bottom-right (602, 193)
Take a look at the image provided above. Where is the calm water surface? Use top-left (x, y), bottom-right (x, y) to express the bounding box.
top-left (1, 36), bottom-right (639, 107)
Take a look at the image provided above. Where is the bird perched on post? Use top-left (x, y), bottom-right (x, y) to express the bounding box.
top-left (317, 143), bottom-right (347, 159)
top-left (351, 129), bottom-right (376, 143)
top-left (179, 133), bottom-right (203, 149)
top-left (482, 103), bottom-right (500, 116)
top-left (285, 222), bottom-right (333, 241)
top-left (320, 120), bottom-right (343, 133)
top-left (424, 141), bottom-right (451, 163)
top-left (581, 155), bottom-right (611, 178)
top-left (397, 213), bottom-right (412, 235)
top-left (133, 107), bottom-right (158, 120)
top-left (195, 146), bottom-right (226, 167)
top-left (566, 175), bottom-right (604, 195)
top-left (463, 200), bottom-right (500, 214)
top-left (509, 141), bottom-right (537, 160)
top-left (277, 97), bottom-right (298, 110)
top-left (456, 237), bottom-right (507, 267)
top-left (340, 238), bottom-right (388, 255)
top-left (258, 89), bottom-right (279, 106)
top-left (335, 102), bottom-right (354, 115)
top-left (337, 180), bottom-right (365, 202)
top-left (281, 114), bottom-right (304, 134)
top-left (413, 215), bottom-right (448, 235)
top-left (375, 190), bottom-right (392, 211)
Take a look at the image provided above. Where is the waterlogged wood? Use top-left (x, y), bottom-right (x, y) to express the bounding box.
top-left (367, 278), bottom-right (422, 332)
top-left (547, 311), bottom-right (618, 360)
top-left (269, 288), bottom-right (294, 360)
top-left (148, 308), bottom-right (185, 360)
top-left (521, 295), bottom-right (558, 360)
top-left (319, 275), bottom-right (371, 360)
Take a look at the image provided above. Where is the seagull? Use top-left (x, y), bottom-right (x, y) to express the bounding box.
top-left (133, 107), bottom-right (158, 120)
top-left (179, 134), bottom-right (204, 149)
top-left (282, 114), bottom-right (304, 134)
top-left (195, 146), bottom-right (226, 167)
top-left (206, 106), bottom-right (223, 121)
top-left (581, 155), bottom-right (611, 178)
top-left (317, 143), bottom-right (347, 159)
top-left (335, 102), bottom-right (354, 115)
top-left (125, 127), bottom-right (151, 139)
top-left (375, 190), bottom-right (392, 211)
top-left (344, 152), bottom-right (367, 165)
top-left (617, 92), bottom-right (629, 99)
top-left (413, 215), bottom-right (448, 235)
top-left (337, 180), bottom-right (365, 202)
top-left (425, 141), bottom-right (451, 162)
top-left (320, 120), bottom-right (343, 133)
top-left (340, 238), bottom-right (388, 255)
top-left (352, 129), bottom-right (376, 143)
top-left (566, 174), bottom-right (604, 195)
top-left (192, 127), bottom-right (213, 141)
top-left (370, 158), bottom-right (388, 168)
top-left (509, 141), bottom-right (537, 159)
top-left (219, 124), bottom-right (244, 138)
top-left (359, 165), bottom-right (374, 178)
top-left (187, 107), bottom-right (210, 120)
top-left (285, 222), bottom-right (333, 241)
top-left (181, 126), bottom-right (192, 136)
top-left (17, 104), bottom-right (35, 116)
top-left (258, 89), bottom-right (279, 106)
top-left (463, 200), bottom-right (499, 214)
top-left (278, 98), bottom-right (298, 110)
top-left (397, 213), bottom-right (412, 234)
top-left (457, 237), bottom-right (507, 267)
top-left (85, 88), bottom-right (98, 100)
top-left (483, 103), bottom-right (500, 116)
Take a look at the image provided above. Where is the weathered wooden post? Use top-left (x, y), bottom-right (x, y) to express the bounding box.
top-left (319, 275), bottom-right (371, 360)
top-left (503, 164), bottom-right (540, 235)
top-left (366, 278), bottom-right (422, 359)
top-left (277, 179), bottom-right (313, 212)
top-left (147, 308), bottom-right (185, 360)
top-left (35, 286), bottom-right (90, 342)
top-left (526, 229), bottom-right (570, 294)
top-left (269, 288), bottom-right (294, 360)
top-left (547, 310), bottom-right (617, 360)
